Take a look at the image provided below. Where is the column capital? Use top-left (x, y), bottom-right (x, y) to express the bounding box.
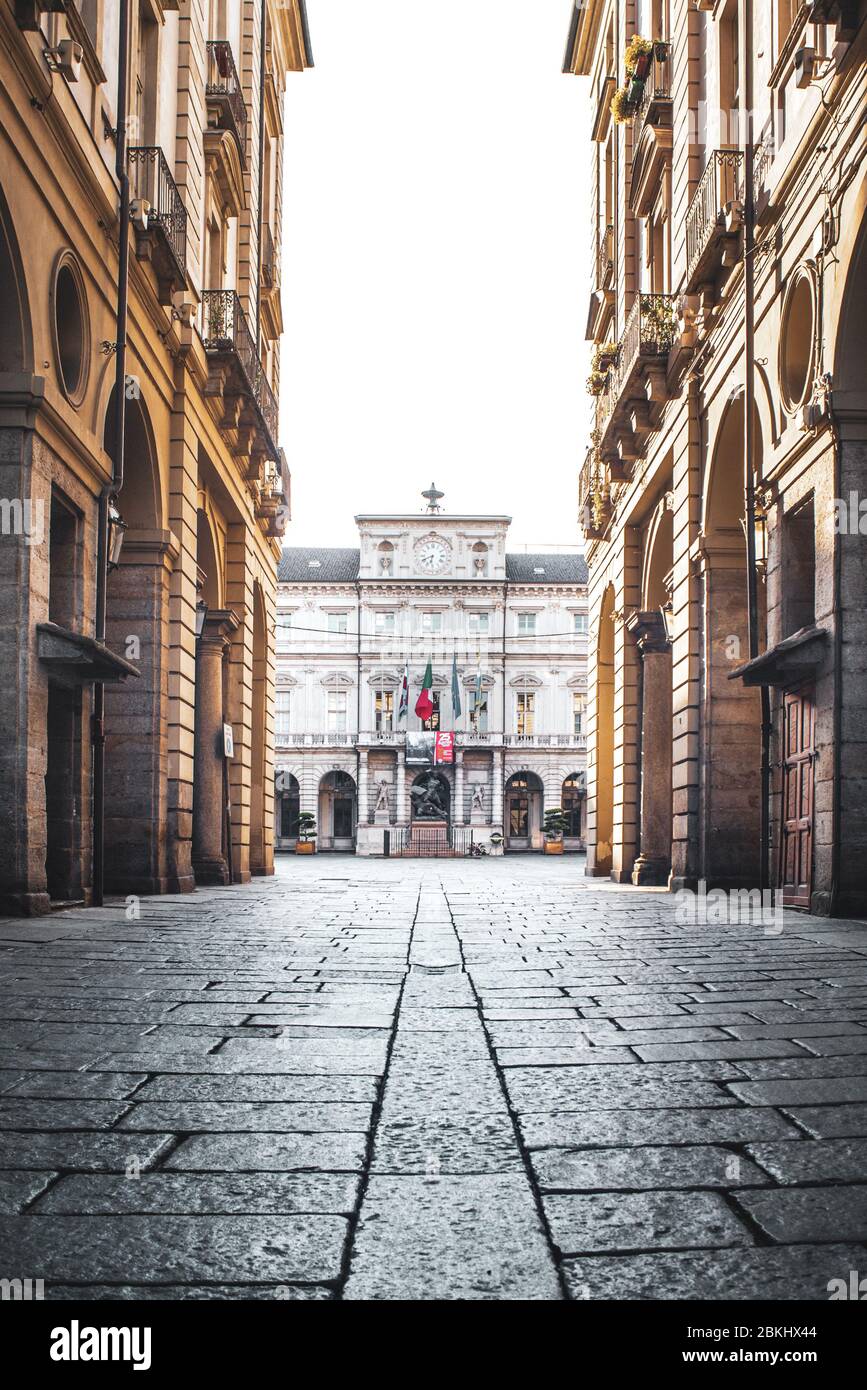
top-left (626, 609), bottom-right (669, 654)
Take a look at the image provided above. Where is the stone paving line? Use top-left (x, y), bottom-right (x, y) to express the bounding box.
top-left (0, 858), bottom-right (867, 1300)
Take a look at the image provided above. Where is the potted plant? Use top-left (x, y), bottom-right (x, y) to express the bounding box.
top-left (610, 85), bottom-right (634, 125)
top-left (488, 831), bottom-right (505, 857)
top-left (295, 812), bottom-right (316, 854)
top-left (543, 808), bottom-right (569, 855)
top-left (624, 35), bottom-right (653, 81)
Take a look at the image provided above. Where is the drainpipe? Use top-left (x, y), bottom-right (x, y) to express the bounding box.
top-left (255, 0), bottom-right (267, 358)
top-left (355, 580), bottom-right (362, 843)
top-left (740, 0), bottom-right (771, 892)
top-left (501, 578), bottom-right (507, 836)
top-left (93, 0), bottom-right (131, 908)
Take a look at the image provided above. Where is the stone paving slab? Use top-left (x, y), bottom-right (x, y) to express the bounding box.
top-left (1, 856), bottom-right (866, 1300)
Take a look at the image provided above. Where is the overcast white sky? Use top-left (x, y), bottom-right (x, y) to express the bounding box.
top-left (279, 0), bottom-right (591, 550)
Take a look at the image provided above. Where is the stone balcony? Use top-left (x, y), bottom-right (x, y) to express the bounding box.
top-left (684, 149), bottom-right (744, 293)
top-left (201, 289), bottom-right (280, 469)
top-left (595, 293), bottom-right (679, 463)
top-left (128, 146), bottom-right (188, 304)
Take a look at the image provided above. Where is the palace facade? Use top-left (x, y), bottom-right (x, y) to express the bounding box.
top-left (565, 0), bottom-right (867, 912)
top-left (274, 492), bottom-right (588, 854)
top-left (0, 0), bottom-right (310, 912)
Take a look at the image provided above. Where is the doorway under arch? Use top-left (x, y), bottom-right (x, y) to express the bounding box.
top-left (505, 771), bottom-right (543, 851)
top-left (319, 770), bottom-right (357, 851)
top-left (593, 583), bottom-right (616, 875)
top-left (275, 771), bottom-right (300, 848)
top-left (102, 387), bottom-right (171, 895)
top-left (249, 582), bottom-right (269, 875)
top-left (700, 395), bottom-right (765, 888)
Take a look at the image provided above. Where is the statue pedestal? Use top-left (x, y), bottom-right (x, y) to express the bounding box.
top-left (409, 820), bottom-right (449, 853)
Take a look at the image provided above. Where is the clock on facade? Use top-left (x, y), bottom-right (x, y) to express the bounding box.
top-left (415, 538), bottom-right (450, 575)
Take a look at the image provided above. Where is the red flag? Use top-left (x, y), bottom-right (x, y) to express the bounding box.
top-left (415, 659), bottom-right (434, 722)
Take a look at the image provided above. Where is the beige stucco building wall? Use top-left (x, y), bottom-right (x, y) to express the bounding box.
top-left (0, 0), bottom-right (310, 912)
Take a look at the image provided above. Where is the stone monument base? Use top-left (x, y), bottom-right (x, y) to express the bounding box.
top-left (409, 819), bottom-right (449, 852)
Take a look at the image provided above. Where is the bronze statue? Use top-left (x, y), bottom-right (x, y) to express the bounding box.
top-left (410, 771), bottom-right (449, 821)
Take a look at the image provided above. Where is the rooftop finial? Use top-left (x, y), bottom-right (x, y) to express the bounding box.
top-left (422, 481), bottom-right (444, 514)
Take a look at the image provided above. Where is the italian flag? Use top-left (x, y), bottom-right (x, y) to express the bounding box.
top-left (415, 659), bottom-right (434, 722)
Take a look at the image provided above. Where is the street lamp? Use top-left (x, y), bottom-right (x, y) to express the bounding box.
top-left (741, 502), bottom-right (768, 578)
top-left (659, 600), bottom-right (675, 646)
top-left (106, 496), bottom-right (127, 570)
top-left (195, 598), bottom-right (209, 639)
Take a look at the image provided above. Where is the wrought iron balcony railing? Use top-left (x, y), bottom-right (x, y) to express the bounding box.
top-left (685, 150), bottom-right (744, 289)
top-left (127, 146), bottom-right (188, 280)
top-left (206, 40), bottom-right (248, 162)
top-left (202, 288), bottom-right (257, 383)
top-left (255, 365), bottom-right (279, 458)
top-left (596, 222), bottom-right (614, 291)
top-left (261, 223), bottom-right (279, 290)
top-left (636, 42), bottom-right (672, 129)
top-left (597, 293), bottom-right (678, 438)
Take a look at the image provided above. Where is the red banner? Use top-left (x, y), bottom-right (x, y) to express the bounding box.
top-left (434, 732), bottom-right (454, 765)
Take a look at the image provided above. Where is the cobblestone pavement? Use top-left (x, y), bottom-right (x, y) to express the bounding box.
top-left (1, 857), bottom-right (867, 1300)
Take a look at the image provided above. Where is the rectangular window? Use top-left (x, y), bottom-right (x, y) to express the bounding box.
top-left (573, 612), bottom-right (588, 635)
top-left (423, 691), bottom-right (440, 732)
top-left (327, 691), bottom-right (348, 733)
top-left (327, 612), bottom-right (349, 634)
top-left (517, 612), bottom-right (537, 636)
top-left (469, 696), bottom-right (489, 734)
top-left (275, 690), bottom-right (291, 741)
top-left (421, 611), bottom-right (442, 634)
top-left (468, 611), bottom-right (490, 635)
top-left (375, 690), bottom-right (394, 732)
top-left (573, 693), bottom-right (586, 736)
top-left (783, 498), bottom-right (816, 636)
top-left (276, 612), bottom-right (293, 647)
top-left (374, 611), bottom-right (396, 635)
top-left (516, 692), bottom-right (535, 736)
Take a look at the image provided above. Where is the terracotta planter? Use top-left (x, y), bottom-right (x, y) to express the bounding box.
top-left (632, 52), bottom-right (651, 80)
top-left (295, 841), bottom-right (316, 855)
top-left (544, 840), bottom-right (564, 855)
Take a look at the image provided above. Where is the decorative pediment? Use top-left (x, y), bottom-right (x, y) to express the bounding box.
top-left (320, 672), bottom-right (355, 689)
top-left (461, 672), bottom-right (496, 690)
top-left (566, 674), bottom-right (588, 689)
top-left (204, 127), bottom-right (246, 220)
top-left (629, 123), bottom-right (673, 218)
top-left (367, 669), bottom-right (402, 690)
top-left (276, 673), bottom-right (298, 687)
top-left (412, 672), bottom-right (450, 690)
top-left (509, 673), bottom-right (544, 688)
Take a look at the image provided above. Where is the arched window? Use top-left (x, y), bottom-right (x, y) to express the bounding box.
top-left (562, 774), bottom-right (585, 837)
top-left (276, 772), bottom-right (300, 838)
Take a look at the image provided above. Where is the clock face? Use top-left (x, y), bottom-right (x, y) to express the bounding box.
top-left (416, 540), bottom-right (450, 575)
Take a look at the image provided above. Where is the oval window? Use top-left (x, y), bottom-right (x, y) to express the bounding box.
top-left (779, 270), bottom-right (815, 413)
top-left (53, 257), bottom-right (89, 403)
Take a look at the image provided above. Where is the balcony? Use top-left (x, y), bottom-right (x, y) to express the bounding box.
top-left (629, 43), bottom-right (673, 215)
top-left (205, 40), bottom-right (248, 164)
top-left (201, 290), bottom-right (280, 462)
top-left (128, 146), bottom-right (188, 303)
top-left (596, 293), bottom-right (678, 453)
top-left (591, 70), bottom-right (616, 143)
top-left (261, 224), bottom-right (279, 291)
top-left (753, 121), bottom-right (776, 225)
top-left (685, 150), bottom-right (744, 291)
top-left (636, 42), bottom-right (671, 131)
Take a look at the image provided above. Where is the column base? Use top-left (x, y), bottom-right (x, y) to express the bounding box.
top-left (631, 855), bottom-right (671, 887)
top-left (0, 890), bottom-right (53, 917)
top-left (192, 857), bottom-right (230, 887)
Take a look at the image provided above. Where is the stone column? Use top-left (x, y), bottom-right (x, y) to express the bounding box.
top-left (491, 749), bottom-right (504, 830)
top-left (627, 612), bottom-right (672, 887)
top-left (454, 748), bottom-right (464, 825)
top-left (358, 748), bottom-right (369, 824)
top-left (192, 610), bottom-right (238, 886)
top-left (395, 745), bottom-right (406, 824)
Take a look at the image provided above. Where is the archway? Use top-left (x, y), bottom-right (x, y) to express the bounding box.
top-left (191, 504), bottom-right (235, 885)
top-left (700, 395), bottom-right (765, 888)
top-left (249, 582), bottom-right (268, 875)
top-left (829, 210), bottom-right (867, 915)
top-left (409, 769), bottom-right (451, 823)
top-left (319, 771), bottom-right (357, 851)
top-left (102, 387), bottom-right (170, 895)
top-left (275, 771), bottom-right (300, 848)
top-left (505, 771), bottom-right (543, 851)
top-left (629, 502), bottom-right (673, 886)
top-left (593, 583), bottom-right (616, 875)
top-left (0, 185), bottom-right (31, 372)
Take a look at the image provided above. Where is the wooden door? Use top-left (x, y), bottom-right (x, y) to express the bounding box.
top-left (780, 688), bottom-right (815, 907)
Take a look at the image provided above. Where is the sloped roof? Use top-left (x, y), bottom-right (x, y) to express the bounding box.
top-left (278, 548), bottom-right (587, 585)
top-left (505, 553), bottom-right (588, 584)
top-left (278, 548), bottom-right (360, 582)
